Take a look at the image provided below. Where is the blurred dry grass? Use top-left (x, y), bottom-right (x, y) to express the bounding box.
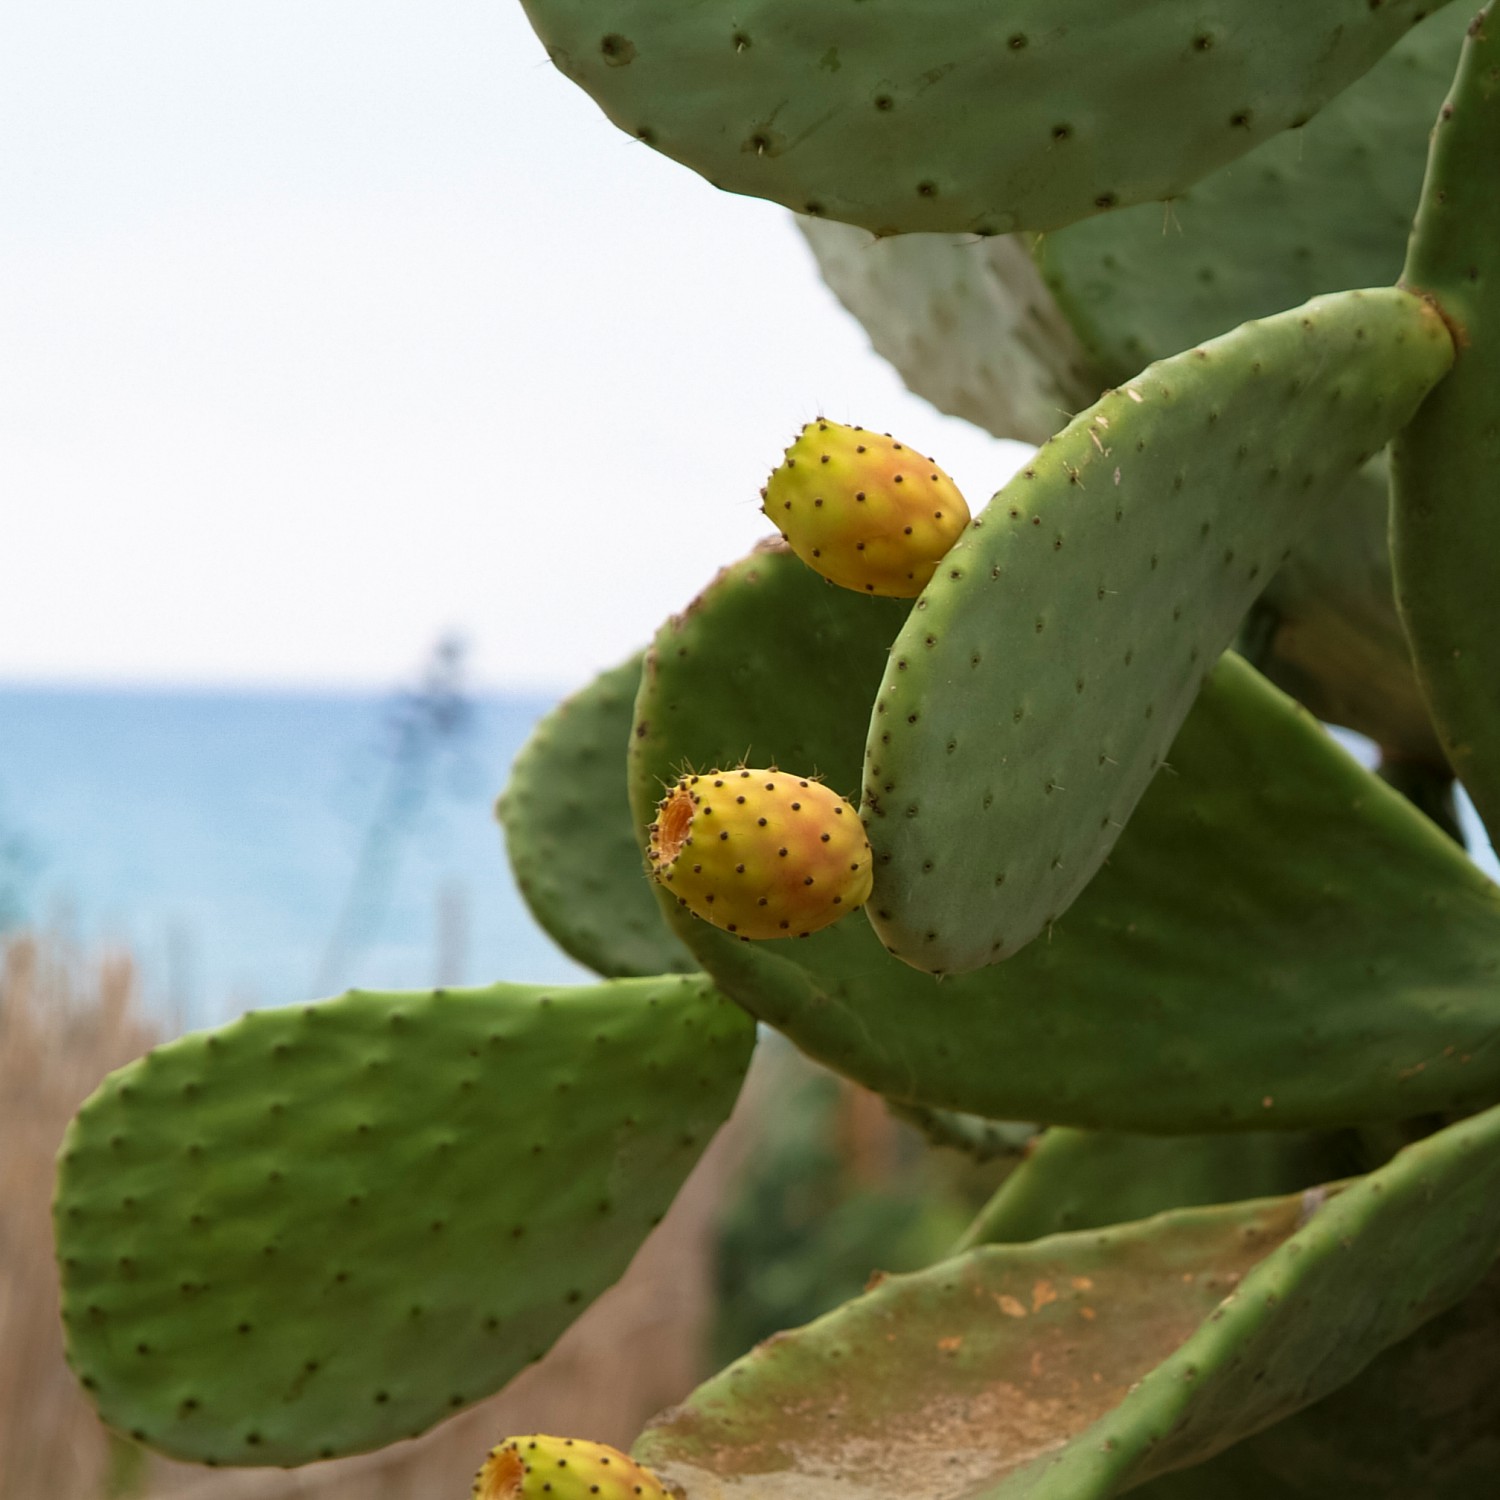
top-left (0, 933), bottom-right (747, 1500)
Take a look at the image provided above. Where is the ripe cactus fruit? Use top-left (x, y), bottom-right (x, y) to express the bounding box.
top-left (474, 1435), bottom-right (670, 1499)
top-left (762, 420), bottom-right (969, 597)
top-left (647, 768), bottom-right (871, 939)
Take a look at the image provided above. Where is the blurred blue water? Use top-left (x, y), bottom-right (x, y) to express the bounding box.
top-left (1, 693), bottom-right (1493, 1034)
top-left (0, 684), bottom-right (590, 1025)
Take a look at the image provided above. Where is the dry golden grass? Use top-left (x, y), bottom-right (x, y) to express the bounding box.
top-left (1, 933), bottom-right (746, 1500)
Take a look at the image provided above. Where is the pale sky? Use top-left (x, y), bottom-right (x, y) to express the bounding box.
top-left (1, 2), bottom-right (1031, 693)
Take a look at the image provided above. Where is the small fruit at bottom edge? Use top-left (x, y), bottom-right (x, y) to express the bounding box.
top-left (762, 418), bottom-right (970, 597)
top-left (648, 768), bottom-right (873, 939)
top-left (473, 1434), bottom-right (672, 1500)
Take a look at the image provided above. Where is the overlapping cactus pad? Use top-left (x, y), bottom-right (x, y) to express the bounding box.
top-left (631, 545), bottom-right (1500, 1131)
top-left (867, 288), bottom-right (1452, 972)
top-left (635, 1102), bottom-right (1500, 1499)
top-left (54, 977), bottom-right (754, 1465)
top-left (518, 0), bottom-right (1445, 235)
top-left (1393, 7), bottom-right (1500, 847)
top-left (499, 652), bottom-right (694, 978)
top-left (1036, 5), bottom-right (1473, 381)
top-left (796, 220), bottom-right (1102, 445)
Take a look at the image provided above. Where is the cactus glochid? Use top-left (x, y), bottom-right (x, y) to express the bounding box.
top-left (762, 419), bottom-right (970, 597)
top-left (647, 768), bottom-right (872, 938)
top-left (474, 1436), bottom-right (670, 1500)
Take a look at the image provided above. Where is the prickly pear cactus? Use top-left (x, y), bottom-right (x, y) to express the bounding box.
top-left (50, 1), bottom-right (1500, 1492)
top-left (1392, 7), bottom-right (1500, 845)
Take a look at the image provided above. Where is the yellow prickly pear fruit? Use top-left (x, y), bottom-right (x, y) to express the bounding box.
top-left (473, 1434), bottom-right (672, 1499)
top-left (647, 768), bottom-right (873, 939)
top-left (761, 418), bottom-right (970, 596)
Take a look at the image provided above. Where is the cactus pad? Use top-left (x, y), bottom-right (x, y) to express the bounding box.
top-left (519, 0), bottom-right (1444, 236)
top-left (636, 1102), bottom-right (1500, 1499)
top-left (647, 768), bottom-right (872, 938)
top-left (762, 420), bottom-right (970, 597)
top-left (867, 289), bottom-right (1453, 972)
top-left (1242, 457), bottom-right (1443, 763)
top-left (54, 976), bottom-right (754, 1465)
top-left (498, 653), bottom-right (694, 978)
top-left (1036, 7), bottom-right (1473, 381)
top-left (796, 220), bottom-right (1102, 445)
top-left (630, 544), bottom-right (1500, 1131)
top-left (1393, 4), bottom-right (1500, 847)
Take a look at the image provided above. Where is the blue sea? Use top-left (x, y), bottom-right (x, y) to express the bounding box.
top-left (0, 683), bottom-right (592, 1027)
top-left (2, 687), bottom-right (1495, 1034)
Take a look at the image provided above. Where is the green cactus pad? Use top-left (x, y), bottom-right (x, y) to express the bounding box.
top-left (1179, 1262), bottom-right (1500, 1499)
top-left (630, 544), bottom-right (1500, 1132)
top-left (498, 653), bottom-right (694, 978)
top-left (797, 219), bottom-right (1102, 445)
top-left (868, 289), bottom-right (1452, 973)
top-left (957, 1127), bottom-right (1359, 1251)
top-left (1393, 4), bottom-right (1500, 848)
top-left (519, 0), bottom-right (1446, 236)
top-left (1035, 7), bottom-right (1472, 383)
top-left (635, 1102), bottom-right (1500, 1499)
top-left (55, 976), bottom-right (754, 1465)
top-left (1241, 456), bottom-right (1444, 764)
